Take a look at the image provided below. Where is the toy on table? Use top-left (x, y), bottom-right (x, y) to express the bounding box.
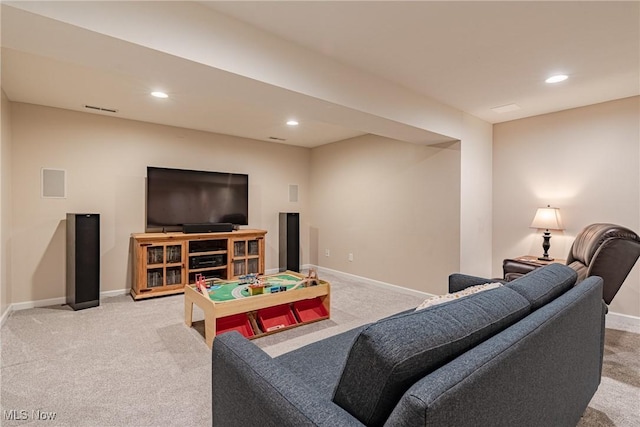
top-left (195, 274), bottom-right (211, 299)
top-left (247, 275), bottom-right (267, 296)
top-left (238, 273), bottom-right (259, 285)
top-left (290, 268), bottom-right (320, 290)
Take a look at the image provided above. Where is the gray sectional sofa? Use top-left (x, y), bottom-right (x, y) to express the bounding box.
top-left (212, 264), bottom-right (606, 426)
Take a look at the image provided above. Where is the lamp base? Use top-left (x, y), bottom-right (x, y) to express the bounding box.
top-left (539, 230), bottom-right (553, 262)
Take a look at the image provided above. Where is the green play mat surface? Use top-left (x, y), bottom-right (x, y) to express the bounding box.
top-left (205, 273), bottom-right (306, 302)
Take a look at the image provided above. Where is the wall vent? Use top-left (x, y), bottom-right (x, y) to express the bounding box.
top-left (83, 104), bottom-right (118, 113)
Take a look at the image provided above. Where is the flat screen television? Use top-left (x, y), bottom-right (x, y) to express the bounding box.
top-left (146, 167), bottom-right (249, 232)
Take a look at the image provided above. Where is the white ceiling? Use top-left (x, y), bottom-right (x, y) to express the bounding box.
top-left (205, 1), bottom-right (640, 122)
top-left (2, 1), bottom-right (638, 148)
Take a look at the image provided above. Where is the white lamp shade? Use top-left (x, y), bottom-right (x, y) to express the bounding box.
top-left (530, 206), bottom-right (564, 230)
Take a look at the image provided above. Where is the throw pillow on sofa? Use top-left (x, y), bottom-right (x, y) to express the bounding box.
top-left (415, 282), bottom-right (503, 311)
top-left (332, 285), bottom-right (531, 427)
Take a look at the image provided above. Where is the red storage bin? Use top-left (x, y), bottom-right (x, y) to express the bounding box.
top-left (257, 304), bottom-right (297, 333)
top-left (216, 313), bottom-right (255, 338)
top-left (293, 297), bottom-right (329, 323)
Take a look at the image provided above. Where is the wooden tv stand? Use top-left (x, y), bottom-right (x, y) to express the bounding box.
top-left (130, 229), bottom-right (267, 300)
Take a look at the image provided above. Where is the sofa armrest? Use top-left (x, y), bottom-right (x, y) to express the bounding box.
top-left (448, 273), bottom-right (496, 293)
top-left (212, 332), bottom-right (364, 427)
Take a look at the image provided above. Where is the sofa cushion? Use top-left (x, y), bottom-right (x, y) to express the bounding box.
top-left (506, 263), bottom-right (577, 310)
top-left (332, 285), bottom-right (531, 426)
top-left (275, 326), bottom-right (365, 398)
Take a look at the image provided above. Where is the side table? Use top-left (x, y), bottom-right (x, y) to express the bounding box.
top-left (502, 255), bottom-right (566, 282)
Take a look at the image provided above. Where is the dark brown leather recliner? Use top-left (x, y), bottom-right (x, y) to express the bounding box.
top-left (503, 223), bottom-right (640, 304)
top-left (567, 223), bottom-right (640, 304)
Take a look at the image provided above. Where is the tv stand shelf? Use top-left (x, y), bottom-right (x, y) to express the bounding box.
top-left (130, 229), bottom-right (267, 300)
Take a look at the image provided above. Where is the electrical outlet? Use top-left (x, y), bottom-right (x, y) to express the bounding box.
top-left (325, 249), bottom-right (330, 257)
top-left (348, 253), bottom-right (354, 262)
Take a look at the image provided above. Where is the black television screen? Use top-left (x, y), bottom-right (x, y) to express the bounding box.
top-left (146, 167), bottom-right (248, 231)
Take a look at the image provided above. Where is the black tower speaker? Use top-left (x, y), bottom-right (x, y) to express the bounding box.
top-left (279, 212), bottom-right (300, 272)
top-left (66, 213), bottom-right (100, 310)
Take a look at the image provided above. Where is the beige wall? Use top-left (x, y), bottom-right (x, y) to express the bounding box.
top-left (9, 103), bottom-right (310, 304)
top-left (493, 96), bottom-right (640, 317)
top-left (460, 113), bottom-right (493, 277)
top-left (1, 90), bottom-right (13, 317)
top-left (309, 134), bottom-right (460, 295)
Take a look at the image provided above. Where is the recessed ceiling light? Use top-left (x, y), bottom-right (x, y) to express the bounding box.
top-left (151, 91), bottom-right (169, 98)
top-left (545, 75), bottom-right (568, 84)
top-left (286, 120), bottom-right (299, 126)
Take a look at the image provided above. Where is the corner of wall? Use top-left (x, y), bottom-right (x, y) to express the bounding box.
top-left (1, 89), bottom-right (14, 318)
top-left (459, 113), bottom-right (493, 277)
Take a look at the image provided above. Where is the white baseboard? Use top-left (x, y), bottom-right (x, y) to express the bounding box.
top-left (0, 305), bottom-right (11, 328)
top-left (307, 264), bottom-right (640, 329)
top-left (306, 264), bottom-right (433, 298)
top-left (606, 311), bottom-right (640, 331)
top-left (11, 296), bottom-right (67, 311)
top-left (267, 264), bottom-right (430, 297)
top-left (101, 288), bottom-right (130, 298)
top-left (606, 311), bottom-right (640, 321)
top-left (1, 288), bottom-right (130, 326)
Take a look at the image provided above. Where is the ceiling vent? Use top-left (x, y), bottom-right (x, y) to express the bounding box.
top-left (491, 103), bottom-right (521, 113)
top-left (83, 104), bottom-right (118, 113)
top-left (268, 136), bottom-right (287, 141)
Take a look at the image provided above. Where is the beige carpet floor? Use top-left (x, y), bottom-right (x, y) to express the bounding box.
top-left (1, 269), bottom-right (638, 426)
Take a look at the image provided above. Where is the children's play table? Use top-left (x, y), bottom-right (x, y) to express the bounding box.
top-left (184, 271), bottom-right (330, 348)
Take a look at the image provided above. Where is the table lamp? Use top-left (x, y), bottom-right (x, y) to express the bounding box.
top-left (530, 205), bottom-right (564, 261)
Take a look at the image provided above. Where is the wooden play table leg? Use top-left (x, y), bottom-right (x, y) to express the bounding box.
top-left (184, 285), bottom-right (217, 349)
top-left (203, 302), bottom-right (216, 349)
top-left (184, 291), bottom-right (194, 327)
